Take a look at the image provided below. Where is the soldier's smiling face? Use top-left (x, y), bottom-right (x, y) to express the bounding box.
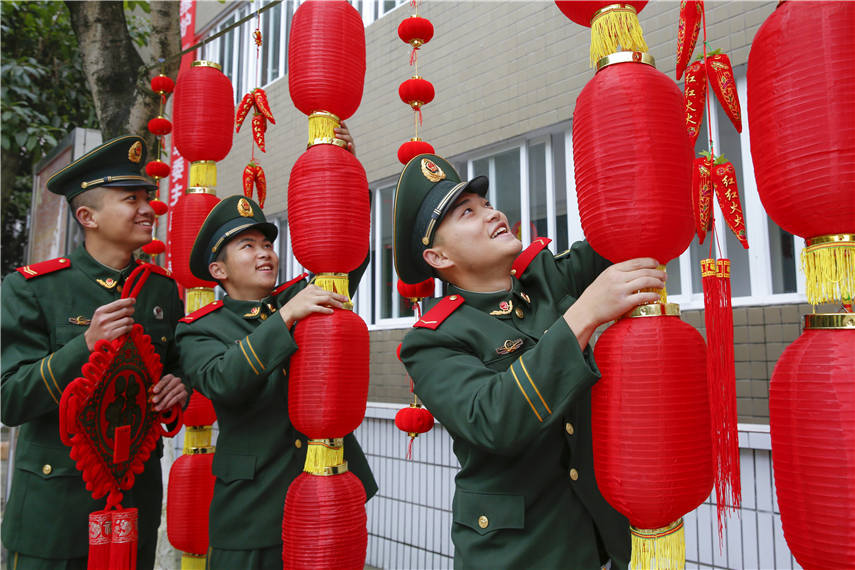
top-left (209, 229), bottom-right (279, 300)
top-left (87, 187), bottom-right (156, 250)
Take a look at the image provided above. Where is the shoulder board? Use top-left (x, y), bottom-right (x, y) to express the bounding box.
top-left (413, 294), bottom-right (465, 330)
top-left (179, 300), bottom-right (224, 323)
top-left (511, 238), bottom-right (552, 279)
top-left (16, 257), bottom-right (72, 280)
top-left (272, 272), bottom-right (309, 296)
top-left (554, 248), bottom-right (572, 260)
top-left (137, 261), bottom-right (173, 279)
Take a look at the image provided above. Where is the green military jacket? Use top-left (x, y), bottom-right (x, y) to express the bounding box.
top-left (174, 276), bottom-right (378, 552)
top-left (400, 239), bottom-right (631, 570)
top-left (1, 244), bottom-right (184, 562)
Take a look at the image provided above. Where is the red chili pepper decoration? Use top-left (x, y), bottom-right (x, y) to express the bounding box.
top-left (692, 155), bottom-right (714, 244)
top-left (255, 164), bottom-right (267, 209)
top-left (712, 157), bottom-right (749, 249)
top-left (253, 88), bottom-right (275, 124)
top-left (242, 162), bottom-right (257, 200)
top-left (684, 59), bottom-right (706, 148)
top-left (706, 52), bottom-right (742, 133)
top-left (676, 0), bottom-right (703, 80)
top-left (251, 113), bottom-right (267, 152)
top-left (235, 92), bottom-right (255, 133)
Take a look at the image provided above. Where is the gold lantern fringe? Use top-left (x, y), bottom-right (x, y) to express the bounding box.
top-left (801, 234), bottom-right (855, 306)
top-left (181, 553), bottom-right (207, 570)
top-left (183, 426), bottom-right (213, 453)
top-left (313, 272), bottom-right (353, 309)
top-left (630, 519), bottom-right (686, 570)
top-left (185, 287), bottom-right (215, 314)
top-left (189, 160), bottom-right (217, 187)
top-left (307, 111), bottom-right (348, 149)
top-left (304, 438), bottom-right (345, 474)
top-left (639, 264), bottom-right (668, 305)
top-left (589, 4), bottom-right (649, 66)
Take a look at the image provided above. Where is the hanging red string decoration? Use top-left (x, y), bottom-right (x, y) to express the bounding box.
top-left (397, 2), bottom-right (436, 166)
top-left (769, 313), bottom-right (855, 569)
top-left (167, 452), bottom-right (216, 556)
top-left (675, 0), bottom-right (703, 80)
top-left (747, 1), bottom-right (855, 306)
top-left (145, 73), bottom-right (175, 260)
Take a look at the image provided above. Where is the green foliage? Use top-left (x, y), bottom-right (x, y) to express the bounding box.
top-left (124, 0), bottom-right (152, 48)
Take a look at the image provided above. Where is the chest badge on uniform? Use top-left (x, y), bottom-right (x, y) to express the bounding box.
top-left (153, 306), bottom-right (164, 320)
top-left (243, 306), bottom-right (261, 318)
top-left (490, 300), bottom-right (513, 316)
top-left (96, 277), bottom-right (118, 289)
top-left (68, 316), bottom-right (92, 326)
top-left (421, 158), bottom-right (446, 182)
top-left (496, 338), bottom-right (524, 355)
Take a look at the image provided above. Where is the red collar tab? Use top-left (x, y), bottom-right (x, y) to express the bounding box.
top-left (16, 257), bottom-right (72, 280)
top-left (414, 294), bottom-right (465, 330)
top-left (179, 300), bottom-right (224, 323)
top-left (272, 272), bottom-right (309, 296)
top-left (511, 238), bottom-right (552, 279)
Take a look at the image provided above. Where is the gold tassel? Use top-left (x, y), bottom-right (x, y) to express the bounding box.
top-left (589, 4), bottom-right (649, 66)
top-left (307, 111), bottom-right (347, 149)
top-left (630, 519), bottom-right (686, 570)
top-left (180, 553), bottom-right (207, 570)
top-left (185, 287), bottom-right (215, 314)
top-left (189, 161), bottom-right (217, 187)
top-left (304, 438), bottom-right (345, 474)
top-left (312, 273), bottom-right (353, 309)
top-left (183, 426), bottom-right (213, 453)
top-left (801, 235), bottom-right (855, 306)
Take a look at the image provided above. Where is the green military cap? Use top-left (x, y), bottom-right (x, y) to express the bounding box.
top-left (190, 195), bottom-right (278, 281)
top-left (393, 153), bottom-right (488, 284)
top-left (47, 135), bottom-right (157, 201)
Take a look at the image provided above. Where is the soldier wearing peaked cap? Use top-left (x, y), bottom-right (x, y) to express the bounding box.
top-left (175, 194), bottom-right (377, 570)
top-left (1, 135), bottom-right (189, 570)
top-left (395, 154), bottom-right (669, 569)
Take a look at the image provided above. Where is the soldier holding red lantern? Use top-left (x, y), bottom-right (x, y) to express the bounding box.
top-left (395, 154), bottom-right (667, 569)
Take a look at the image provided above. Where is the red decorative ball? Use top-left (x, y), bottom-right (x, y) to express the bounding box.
top-left (168, 192), bottom-right (220, 289)
top-left (747, 1), bottom-right (855, 239)
top-left (573, 61), bottom-right (694, 263)
top-left (397, 278), bottom-right (435, 300)
top-left (398, 16), bottom-right (434, 47)
top-left (398, 76), bottom-right (435, 109)
top-left (183, 392), bottom-right (216, 426)
top-left (141, 239), bottom-right (165, 256)
top-left (592, 314), bottom-right (713, 529)
top-left (555, 1), bottom-right (648, 27)
top-left (289, 309), bottom-right (369, 438)
top-left (395, 405), bottom-right (434, 436)
top-left (150, 74), bottom-right (175, 95)
top-left (288, 144), bottom-right (369, 273)
top-left (282, 472), bottom-right (367, 570)
top-left (769, 322), bottom-right (855, 569)
top-left (173, 62), bottom-right (235, 162)
top-left (397, 140), bottom-right (435, 165)
top-left (166, 453), bottom-right (215, 556)
top-left (288, 0), bottom-right (365, 120)
top-left (145, 160), bottom-right (171, 180)
top-left (149, 199), bottom-right (168, 216)
top-left (147, 116), bottom-right (173, 136)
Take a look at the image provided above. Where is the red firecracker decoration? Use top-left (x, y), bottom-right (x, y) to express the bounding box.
top-left (747, 1), bottom-right (855, 305)
top-left (168, 190), bottom-right (220, 290)
top-left (167, 452), bottom-right (216, 556)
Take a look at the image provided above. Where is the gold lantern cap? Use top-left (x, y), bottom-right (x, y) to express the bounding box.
top-left (804, 313), bottom-right (855, 330)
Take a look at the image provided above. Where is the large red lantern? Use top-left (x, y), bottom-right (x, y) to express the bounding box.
top-left (769, 313), bottom-right (855, 569)
top-left (747, 1), bottom-right (855, 305)
top-left (167, 452), bottom-right (215, 556)
top-left (573, 54), bottom-right (694, 264)
top-left (167, 188), bottom-right (220, 310)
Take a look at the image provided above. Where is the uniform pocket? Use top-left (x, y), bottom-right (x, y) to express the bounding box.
top-left (16, 442), bottom-right (79, 479)
top-left (453, 489), bottom-right (525, 536)
top-left (211, 452), bottom-right (256, 482)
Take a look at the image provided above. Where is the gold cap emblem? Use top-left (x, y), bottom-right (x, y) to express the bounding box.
top-left (128, 141), bottom-right (142, 163)
top-left (237, 198), bottom-right (253, 217)
top-left (421, 158), bottom-right (445, 183)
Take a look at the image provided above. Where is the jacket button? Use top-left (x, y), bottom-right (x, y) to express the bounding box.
top-left (565, 422), bottom-right (575, 436)
top-left (514, 307), bottom-right (524, 318)
top-left (294, 439), bottom-right (302, 449)
top-left (477, 515), bottom-right (489, 529)
top-left (161, 336), bottom-right (168, 343)
top-left (42, 464), bottom-right (52, 475)
top-left (569, 468), bottom-right (579, 481)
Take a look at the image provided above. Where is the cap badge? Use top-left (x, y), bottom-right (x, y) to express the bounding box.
top-left (128, 141), bottom-right (143, 163)
top-left (237, 198), bottom-right (254, 217)
top-left (421, 158), bottom-right (446, 183)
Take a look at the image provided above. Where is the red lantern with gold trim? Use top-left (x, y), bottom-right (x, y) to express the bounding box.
top-left (147, 116), bottom-right (172, 136)
top-left (145, 160), bottom-right (170, 181)
top-left (398, 15), bottom-right (433, 48)
top-left (398, 139), bottom-right (435, 166)
top-left (167, 452), bottom-right (215, 556)
top-left (150, 74), bottom-right (175, 95)
top-left (398, 76), bottom-right (435, 110)
top-left (167, 189), bottom-right (220, 292)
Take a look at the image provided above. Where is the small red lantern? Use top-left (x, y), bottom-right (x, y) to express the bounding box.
top-left (150, 74), bottom-right (175, 95)
top-left (183, 392), bottom-right (216, 427)
top-left (149, 199), bottom-right (168, 216)
top-left (141, 239), bottom-right (165, 256)
top-left (398, 76), bottom-right (435, 109)
top-left (167, 452), bottom-right (215, 556)
top-left (287, 144), bottom-right (370, 273)
top-left (397, 140), bottom-right (435, 166)
top-left (147, 116), bottom-right (172, 136)
top-left (168, 189), bottom-right (220, 290)
top-left (396, 278), bottom-right (435, 300)
top-left (398, 15), bottom-right (434, 47)
top-left (288, 0), bottom-right (365, 120)
top-left (145, 160), bottom-right (170, 181)
top-left (395, 403), bottom-right (434, 437)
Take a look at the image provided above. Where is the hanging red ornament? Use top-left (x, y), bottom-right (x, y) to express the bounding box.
top-left (399, 76), bottom-right (434, 124)
top-left (167, 452), bottom-right (215, 556)
top-left (396, 278), bottom-right (435, 301)
top-left (397, 15), bottom-right (434, 47)
top-left (147, 116), bottom-right (173, 136)
top-left (397, 139), bottom-right (435, 166)
top-left (141, 239), bottom-right (166, 256)
top-left (167, 189), bottom-right (220, 290)
top-left (675, 1), bottom-right (703, 80)
top-left (394, 404), bottom-right (434, 436)
top-left (149, 199), bottom-right (168, 216)
top-left (145, 160), bottom-right (171, 181)
top-left (183, 392), bottom-right (216, 427)
top-left (150, 74), bottom-right (175, 95)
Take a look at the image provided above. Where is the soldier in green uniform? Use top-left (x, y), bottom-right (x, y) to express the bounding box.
top-left (1, 135), bottom-right (189, 570)
top-left (394, 154), bottom-right (667, 569)
top-left (175, 193), bottom-right (377, 570)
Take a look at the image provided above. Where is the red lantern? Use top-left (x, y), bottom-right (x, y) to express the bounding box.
top-left (593, 308), bottom-right (713, 563)
top-left (288, 0), bottom-right (365, 120)
top-left (555, 1), bottom-right (647, 26)
top-left (167, 452), bottom-right (215, 556)
top-left (396, 278), bottom-right (435, 300)
top-left (150, 74), bottom-right (175, 95)
top-left (282, 471), bottom-right (367, 570)
top-left (168, 190), bottom-right (220, 289)
top-left (769, 313), bottom-right (855, 569)
top-left (555, 1), bottom-right (649, 65)
top-left (149, 199), bottom-right (168, 216)
top-left (573, 56), bottom-right (694, 264)
top-left (747, 1), bottom-right (855, 305)
top-left (398, 76), bottom-right (435, 120)
top-left (183, 392), bottom-right (216, 427)
top-left (141, 239), bottom-right (165, 256)
top-left (145, 160), bottom-right (170, 181)
top-left (397, 140), bottom-right (435, 166)
top-left (173, 61), bottom-right (234, 163)
top-left (395, 403), bottom-right (434, 436)
top-left (398, 15), bottom-right (434, 47)
top-left (288, 309), bottom-right (369, 438)
top-left (147, 116), bottom-right (173, 136)
top-left (287, 144), bottom-right (369, 273)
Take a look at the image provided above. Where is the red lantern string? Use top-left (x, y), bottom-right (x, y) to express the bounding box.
top-left (397, 2), bottom-right (435, 164)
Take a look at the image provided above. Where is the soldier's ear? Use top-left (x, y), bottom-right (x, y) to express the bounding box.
top-left (209, 261), bottom-right (228, 281)
top-left (423, 247), bottom-right (454, 272)
top-left (75, 206), bottom-right (99, 230)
